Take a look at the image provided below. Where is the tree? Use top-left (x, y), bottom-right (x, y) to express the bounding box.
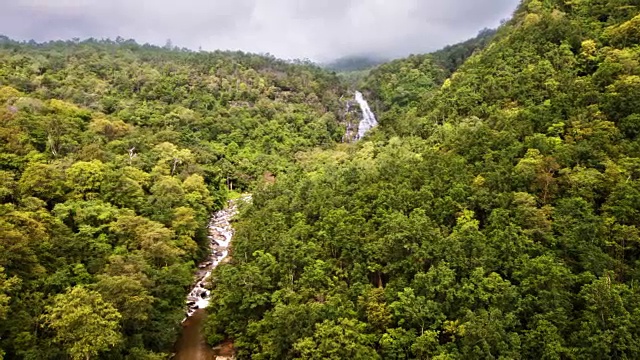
top-left (293, 318), bottom-right (380, 360)
top-left (148, 176), bottom-right (185, 224)
top-left (0, 264), bottom-right (19, 360)
top-left (66, 160), bottom-right (107, 198)
top-left (42, 286), bottom-right (123, 360)
top-left (380, 327), bottom-right (417, 359)
top-left (390, 288), bottom-right (442, 336)
top-left (94, 274), bottom-right (154, 326)
top-left (573, 273), bottom-right (640, 359)
top-left (0, 266), bottom-right (18, 321)
top-left (17, 162), bottom-right (67, 202)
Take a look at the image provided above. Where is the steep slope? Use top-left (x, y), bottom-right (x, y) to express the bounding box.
top-left (204, 1), bottom-right (640, 359)
top-left (0, 39), bottom-right (345, 189)
top-left (429, 28), bottom-right (497, 77)
top-left (361, 29), bottom-right (497, 138)
top-left (0, 39), bottom-right (345, 359)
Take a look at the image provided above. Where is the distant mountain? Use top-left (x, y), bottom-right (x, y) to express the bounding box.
top-left (322, 55), bottom-right (387, 72)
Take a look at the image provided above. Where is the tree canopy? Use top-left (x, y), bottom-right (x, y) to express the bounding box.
top-left (0, 38), bottom-right (345, 358)
top-left (4, 0), bottom-right (640, 358)
top-left (203, 0), bottom-right (640, 359)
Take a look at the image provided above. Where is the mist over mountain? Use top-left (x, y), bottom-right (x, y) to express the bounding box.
top-left (322, 56), bottom-right (388, 72)
top-left (1, 0), bottom-right (519, 61)
top-left (323, 28), bottom-right (498, 73)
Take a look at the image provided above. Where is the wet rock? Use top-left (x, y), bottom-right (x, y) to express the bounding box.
top-left (182, 196), bottom-right (250, 322)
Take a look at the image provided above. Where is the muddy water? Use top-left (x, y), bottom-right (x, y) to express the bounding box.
top-left (173, 309), bottom-right (216, 360)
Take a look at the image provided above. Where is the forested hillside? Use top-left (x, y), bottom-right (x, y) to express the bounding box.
top-left (0, 39), bottom-right (345, 359)
top-left (204, 0), bottom-right (640, 359)
top-left (360, 28), bottom-right (496, 137)
top-left (5, 0), bottom-right (640, 358)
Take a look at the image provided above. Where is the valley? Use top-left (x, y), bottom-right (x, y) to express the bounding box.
top-left (3, 0), bottom-right (640, 359)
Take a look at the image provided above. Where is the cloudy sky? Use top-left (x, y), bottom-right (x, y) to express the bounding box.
top-left (1, 0), bottom-right (520, 61)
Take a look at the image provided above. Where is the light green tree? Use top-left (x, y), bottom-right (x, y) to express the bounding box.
top-left (42, 286), bottom-right (123, 360)
top-left (293, 318), bottom-right (380, 360)
top-left (0, 266), bottom-right (19, 360)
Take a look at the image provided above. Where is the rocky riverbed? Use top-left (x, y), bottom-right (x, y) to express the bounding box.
top-left (174, 195), bottom-right (251, 360)
top-left (185, 204), bottom-right (235, 317)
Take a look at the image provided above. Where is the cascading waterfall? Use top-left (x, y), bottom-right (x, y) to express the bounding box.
top-left (355, 90), bottom-right (378, 139)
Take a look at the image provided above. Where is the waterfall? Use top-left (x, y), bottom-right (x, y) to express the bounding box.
top-left (355, 91), bottom-right (378, 139)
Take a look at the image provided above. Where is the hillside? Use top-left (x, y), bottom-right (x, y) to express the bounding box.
top-left (0, 39), bottom-right (346, 359)
top-left (3, 0), bottom-right (640, 358)
top-left (360, 28), bottom-right (497, 138)
top-left (203, 0), bottom-right (640, 359)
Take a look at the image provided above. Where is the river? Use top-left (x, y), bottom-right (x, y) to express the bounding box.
top-left (173, 309), bottom-right (216, 360)
top-left (173, 196), bottom-right (250, 360)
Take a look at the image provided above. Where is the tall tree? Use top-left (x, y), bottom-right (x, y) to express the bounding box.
top-left (41, 287), bottom-right (122, 360)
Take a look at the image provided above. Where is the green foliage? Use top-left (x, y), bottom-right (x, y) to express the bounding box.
top-left (293, 318), bottom-right (381, 360)
top-left (6, 0), bottom-right (640, 358)
top-left (429, 28), bottom-right (497, 76)
top-left (42, 286), bottom-right (123, 360)
top-left (0, 266), bottom-right (19, 321)
top-left (0, 38), bottom-right (346, 358)
top-left (203, 1), bottom-right (640, 359)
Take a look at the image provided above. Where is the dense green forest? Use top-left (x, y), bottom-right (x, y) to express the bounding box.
top-left (4, 0), bottom-right (640, 359)
top-left (360, 28), bottom-right (496, 137)
top-left (0, 38), bottom-right (345, 359)
top-left (331, 29), bottom-right (496, 94)
top-left (203, 0), bottom-right (640, 359)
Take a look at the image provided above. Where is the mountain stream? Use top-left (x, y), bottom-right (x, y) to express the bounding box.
top-left (173, 196), bottom-right (250, 360)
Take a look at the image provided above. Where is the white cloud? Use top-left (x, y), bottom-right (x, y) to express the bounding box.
top-left (0, 0), bottom-right (520, 61)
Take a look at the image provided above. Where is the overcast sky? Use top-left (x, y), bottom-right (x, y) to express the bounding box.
top-left (1, 0), bottom-right (520, 62)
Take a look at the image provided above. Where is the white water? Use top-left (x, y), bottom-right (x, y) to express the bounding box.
top-left (355, 91), bottom-right (378, 139)
top-left (184, 195), bottom-right (251, 319)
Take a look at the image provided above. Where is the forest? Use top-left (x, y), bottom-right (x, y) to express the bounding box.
top-left (3, 0), bottom-right (640, 358)
top-left (204, 0), bottom-right (640, 359)
top-left (0, 38), bottom-right (344, 359)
